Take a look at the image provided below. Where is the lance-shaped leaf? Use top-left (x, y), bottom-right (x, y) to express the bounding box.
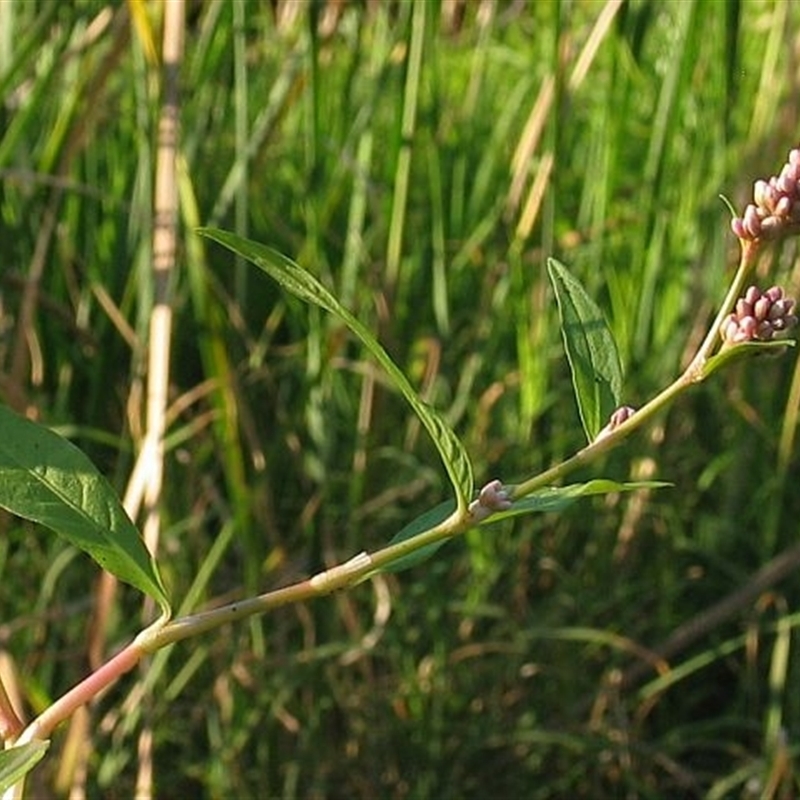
top-left (547, 259), bottom-right (623, 442)
top-left (0, 740), bottom-right (49, 793)
top-left (0, 406), bottom-right (170, 616)
top-left (380, 499), bottom-right (455, 574)
top-left (482, 479), bottom-right (670, 525)
top-left (702, 339), bottom-right (795, 379)
top-left (377, 479), bottom-right (669, 575)
top-left (198, 228), bottom-right (474, 512)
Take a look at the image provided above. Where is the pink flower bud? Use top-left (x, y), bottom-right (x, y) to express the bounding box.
top-left (754, 296), bottom-right (771, 321)
top-left (777, 164), bottom-right (796, 192)
top-left (768, 300), bottom-right (788, 321)
top-left (593, 406), bottom-right (637, 442)
top-left (776, 195), bottom-right (793, 217)
top-left (763, 182), bottom-right (780, 213)
top-left (757, 320), bottom-right (774, 339)
top-left (472, 479), bottom-right (512, 517)
top-left (736, 298), bottom-right (753, 318)
top-left (759, 216), bottom-right (782, 237)
top-left (743, 205), bottom-right (763, 238)
top-left (744, 286), bottom-right (761, 304)
top-left (731, 218), bottom-right (747, 238)
top-left (754, 179), bottom-right (769, 207)
top-left (739, 316), bottom-right (758, 338)
top-left (722, 317), bottom-right (739, 343)
top-left (608, 406), bottom-right (636, 427)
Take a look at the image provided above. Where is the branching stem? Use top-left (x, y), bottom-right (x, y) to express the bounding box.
top-left (4, 236), bottom-right (771, 767)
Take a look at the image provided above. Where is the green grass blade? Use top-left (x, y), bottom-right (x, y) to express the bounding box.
top-left (198, 228), bottom-right (474, 512)
top-left (385, 1), bottom-right (424, 292)
top-left (547, 258), bottom-right (623, 441)
top-left (0, 406), bottom-right (170, 616)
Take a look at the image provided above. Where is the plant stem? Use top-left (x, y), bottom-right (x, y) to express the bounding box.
top-left (14, 235), bottom-right (767, 756)
top-left (514, 237), bottom-right (761, 500)
top-left (16, 642), bottom-right (142, 744)
top-left (685, 238), bottom-right (760, 378)
top-left (131, 238), bottom-right (771, 654)
top-left (510, 369), bottom-right (693, 499)
top-left (0, 679), bottom-right (23, 741)
top-left (140, 579), bottom-right (317, 650)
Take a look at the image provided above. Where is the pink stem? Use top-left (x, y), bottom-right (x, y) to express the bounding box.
top-left (0, 678), bottom-right (24, 741)
top-left (20, 640), bottom-right (143, 743)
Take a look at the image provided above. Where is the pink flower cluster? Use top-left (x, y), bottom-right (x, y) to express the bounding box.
top-left (721, 285), bottom-right (798, 344)
top-left (731, 147), bottom-right (800, 241)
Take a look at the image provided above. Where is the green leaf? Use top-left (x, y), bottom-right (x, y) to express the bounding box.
top-left (376, 480), bottom-right (668, 575)
top-left (0, 406), bottom-right (171, 616)
top-left (481, 479), bottom-right (671, 526)
top-left (198, 228), bottom-right (474, 511)
top-left (702, 339), bottom-right (796, 379)
top-left (0, 740), bottom-right (49, 793)
top-left (547, 258), bottom-right (623, 442)
top-left (381, 500), bottom-right (455, 574)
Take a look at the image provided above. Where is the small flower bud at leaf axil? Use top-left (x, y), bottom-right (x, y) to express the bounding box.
top-left (594, 406), bottom-right (636, 442)
top-left (468, 479), bottom-right (513, 523)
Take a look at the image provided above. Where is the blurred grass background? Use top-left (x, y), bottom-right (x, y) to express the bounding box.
top-left (2, 0), bottom-right (800, 797)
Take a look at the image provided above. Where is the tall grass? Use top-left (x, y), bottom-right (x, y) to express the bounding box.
top-left (2, 0), bottom-right (800, 796)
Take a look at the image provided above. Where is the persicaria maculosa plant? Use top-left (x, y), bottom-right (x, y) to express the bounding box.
top-left (1, 146), bottom-right (800, 795)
